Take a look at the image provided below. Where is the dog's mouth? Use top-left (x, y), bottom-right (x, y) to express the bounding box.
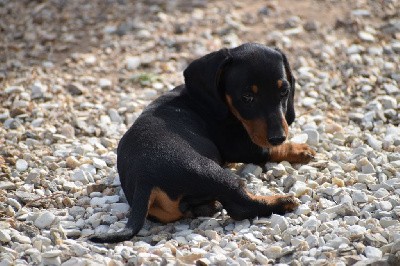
top-left (225, 95), bottom-right (288, 148)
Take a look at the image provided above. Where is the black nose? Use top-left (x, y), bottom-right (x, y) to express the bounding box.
top-left (268, 136), bottom-right (286, 146)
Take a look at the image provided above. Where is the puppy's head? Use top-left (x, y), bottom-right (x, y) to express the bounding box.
top-left (184, 43), bottom-right (296, 148)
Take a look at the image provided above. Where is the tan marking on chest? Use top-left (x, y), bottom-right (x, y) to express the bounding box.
top-left (251, 85), bottom-right (259, 94)
top-left (277, 80), bottom-right (283, 89)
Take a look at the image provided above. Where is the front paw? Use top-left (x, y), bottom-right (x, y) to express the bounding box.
top-left (269, 143), bottom-right (316, 164)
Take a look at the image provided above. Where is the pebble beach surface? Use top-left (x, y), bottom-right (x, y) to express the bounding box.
top-left (1, 0), bottom-right (400, 265)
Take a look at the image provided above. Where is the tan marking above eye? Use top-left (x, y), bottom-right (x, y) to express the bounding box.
top-left (277, 80), bottom-right (283, 89)
top-left (251, 85), bottom-right (258, 94)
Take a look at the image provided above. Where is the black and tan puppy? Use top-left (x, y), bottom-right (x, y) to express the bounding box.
top-left (90, 43), bottom-right (316, 243)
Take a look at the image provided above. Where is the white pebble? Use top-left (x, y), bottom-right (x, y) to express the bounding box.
top-left (358, 31), bottom-right (375, 42)
top-left (16, 159), bottom-right (29, 172)
top-left (0, 230), bottom-right (11, 243)
top-left (270, 214), bottom-right (288, 231)
top-left (98, 78), bottom-right (112, 89)
top-left (304, 129), bottom-right (319, 146)
top-left (364, 246), bottom-right (382, 259)
top-left (295, 204), bottom-right (311, 215)
top-left (125, 56), bottom-right (141, 70)
top-left (291, 134), bottom-right (308, 144)
top-left (302, 97), bottom-right (316, 107)
top-left (352, 191), bottom-right (368, 203)
top-left (255, 251), bottom-right (269, 264)
top-left (92, 157), bottom-right (107, 169)
top-left (272, 164), bottom-right (286, 177)
top-left (34, 211), bottom-right (56, 229)
top-left (378, 201), bottom-right (392, 211)
top-left (70, 169), bottom-right (89, 184)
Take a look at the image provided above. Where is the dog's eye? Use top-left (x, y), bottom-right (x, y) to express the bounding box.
top-left (241, 93), bottom-right (254, 103)
top-left (280, 88), bottom-right (289, 98)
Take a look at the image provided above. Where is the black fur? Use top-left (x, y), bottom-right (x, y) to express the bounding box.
top-left (89, 43), bottom-right (298, 243)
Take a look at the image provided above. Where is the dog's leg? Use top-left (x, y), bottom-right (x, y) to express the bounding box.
top-left (89, 184), bottom-right (152, 243)
top-left (218, 179), bottom-right (299, 220)
top-left (181, 158), bottom-right (299, 220)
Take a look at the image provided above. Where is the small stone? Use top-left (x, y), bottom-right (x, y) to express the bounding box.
top-left (272, 164), bottom-right (286, 177)
top-left (61, 257), bottom-right (87, 266)
top-left (348, 225), bottom-right (367, 237)
top-left (108, 109), bottom-right (123, 123)
top-left (0, 230), bottom-right (11, 243)
top-left (291, 181), bottom-right (311, 197)
top-left (358, 31), bottom-right (375, 42)
top-left (292, 134), bottom-right (308, 144)
top-left (344, 216), bottom-right (359, 225)
top-left (352, 191), bottom-right (368, 203)
top-left (30, 81), bottom-right (47, 99)
top-left (241, 164), bottom-right (262, 177)
top-left (378, 201), bottom-right (392, 211)
top-left (243, 232), bottom-right (262, 245)
top-left (374, 188), bottom-right (390, 198)
top-left (304, 129), bottom-right (319, 146)
top-left (99, 78), bottom-right (112, 89)
top-left (351, 9), bottom-right (371, 17)
top-left (304, 20), bottom-right (318, 31)
top-left (66, 156), bottom-right (81, 169)
top-left (110, 203), bottom-right (130, 215)
top-left (364, 246), bottom-right (382, 259)
top-left (264, 246), bottom-right (282, 259)
top-left (270, 214), bottom-right (288, 231)
top-left (303, 216), bottom-right (320, 231)
top-left (84, 55), bottom-right (97, 65)
top-left (295, 204), bottom-right (311, 215)
top-left (5, 85), bottom-right (24, 94)
top-left (255, 251), bottom-right (269, 264)
top-left (70, 169), bottom-right (89, 184)
top-left (142, 88), bottom-right (157, 100)
top-left (34, 211), bottom-right (56, 229)
top-left (92, 157), bottom-right (107, 169)
top-left (366, 134), bottom-right (382, 150)
top-left (60, 124), bottom-right (75, 138)
top-left (332, 177), bottom-right (345, 187)
top-left (383, 84), bottom-right (399, 94)
top-left (204, 230), bottom-right (219, 240)
top-left (125, 56), bottom-right (141, 70)
top-left (0, 181), bottom-right (17, 190)
top-left (86, 184), bottom-right (106, 194)
top-left (378, 96), bottom-right (397, 109)
top-left (302, 97), bottom-right (316, 108)
top-left (16, 159), bottom-right (29, 172)
top-left (325, 122), bottom-right (343, 133)
top-left (66, 83), bottom-right (85, 95)
top-left (380, 217), bottom-right (399, 228)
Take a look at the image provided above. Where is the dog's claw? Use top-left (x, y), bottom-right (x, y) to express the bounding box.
top-left (277, 195), bottom-right (300, 212)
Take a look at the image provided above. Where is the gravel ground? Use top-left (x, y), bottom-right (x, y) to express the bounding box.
top-left (1, 0), bottom-right (400, 265)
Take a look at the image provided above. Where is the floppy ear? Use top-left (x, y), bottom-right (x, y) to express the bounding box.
top-left (184, 48), bottom-right (232, 120)
top-left (276, 49), bottom-right (296, 125)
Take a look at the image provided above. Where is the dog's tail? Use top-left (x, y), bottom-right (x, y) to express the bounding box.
top-left (89, 185), bottom-right (152, 243)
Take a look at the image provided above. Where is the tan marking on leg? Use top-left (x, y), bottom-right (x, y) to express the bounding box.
top-left (246, 190), bottom-right (299, 212)
top-left (225, 95), bottom-right (271, 148)
top-left (282, 117), bottom-right (289, 137)
top-left (277, 80), bottom-right (283, 89)
top-left (148, 188), bottom-right (183, 223)
top-left (269, 143), bottom-right (316, 164)
top-left (251, 85), bottom-right (258, 94)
